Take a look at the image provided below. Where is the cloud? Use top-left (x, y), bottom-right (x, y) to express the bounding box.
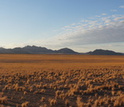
top-left (110, 9), bottom-right (117, 12)
top-left (119, 5), bottom-right (124, 8)
top-left (114, 16), bottom-right (124, 21)
top-left (50, 15), bottom-right (124, 47)
top-left (101, 13), bottom-right (107, 15)
top-left (32, 14), bottom-right (124, 52)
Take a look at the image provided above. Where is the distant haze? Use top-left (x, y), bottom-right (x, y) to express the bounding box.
top-left (0, 0), bottom-right (124, 52)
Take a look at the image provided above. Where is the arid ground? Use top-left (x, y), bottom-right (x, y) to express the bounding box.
top-left (0, 54), bottom-right (124, 107)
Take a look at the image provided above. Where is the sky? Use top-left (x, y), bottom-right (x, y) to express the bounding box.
top-left (0, 0), bottom-right (124, 52)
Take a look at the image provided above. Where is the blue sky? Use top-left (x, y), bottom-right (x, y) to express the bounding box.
top-left (0, 0), bottom-right (124, 52)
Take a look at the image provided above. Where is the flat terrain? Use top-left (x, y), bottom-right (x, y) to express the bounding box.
top-left (0, 54), bottom-right (124, 107)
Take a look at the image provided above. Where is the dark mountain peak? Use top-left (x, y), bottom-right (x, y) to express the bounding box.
top-left (58, 47), bottom-right (73, 51)
top-left (94, 49), bottom-right (113, 52)
top-left (57, 48), bottom-right (78, 54)
top-left (88, 49), bottom-right (123, 55)
top-left (93, 49), bottom-right (115, 53)
top-left (23, 45), bottom-right (46, 49)
top-left (0, 47), bottom-right (5, 50)
top-left (22, 45), bottom-right (54, 54)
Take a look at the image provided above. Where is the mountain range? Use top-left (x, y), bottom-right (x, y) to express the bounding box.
top-left (87, 49), bottom-right (124, 55)
top-left (0, 45), bottom-right (123, 55)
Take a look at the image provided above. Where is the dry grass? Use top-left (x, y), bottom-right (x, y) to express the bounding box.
top-left (0, 54), bottom-right (124, 107)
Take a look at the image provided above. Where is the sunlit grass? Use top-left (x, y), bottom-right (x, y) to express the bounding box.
top-left (0, 54), bottom-right (124, 106)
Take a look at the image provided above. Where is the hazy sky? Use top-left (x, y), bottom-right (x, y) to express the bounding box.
top-left (0, 0), bottom-right (124, 52)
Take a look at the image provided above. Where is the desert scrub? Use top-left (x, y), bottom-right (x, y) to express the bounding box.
top-left (114, 95), bottom-right (124, 107)
top-left (0, 96), bottom-right (8, 104)
top-left (0, 55), bottom-right (124, 107)
top-left (21, 101), bottom-right (29, 107)
top-left (49, 98), bottom-right (57, 106)
top-left (76, 96), bottom-right (84, 107)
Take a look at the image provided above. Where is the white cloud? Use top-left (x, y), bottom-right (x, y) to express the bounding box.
top-left (111, 9), bottom-right (117, 12)
top-left (101, 13), bottom-right (107, 15)
top-left (119, 5), bottom-right (124, 8)
top-left (41, 15), bottom-right (124, 49)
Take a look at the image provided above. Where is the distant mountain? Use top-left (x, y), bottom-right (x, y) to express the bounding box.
top-left (56, 48), bottom-right (78, 54)
top-left (87, 49), bottom-right (123, 55)
top-left (0, 46), bottom-right (123, 55)
top-left (22, 46), bottom-right (54, 54)
top-left (0, 46), bottom-right (78, 54)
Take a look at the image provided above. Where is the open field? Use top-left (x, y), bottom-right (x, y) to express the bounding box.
top-left (0, 54), bottom-right (124, 107)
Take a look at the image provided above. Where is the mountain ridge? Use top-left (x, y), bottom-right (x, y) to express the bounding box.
top-left (87, 49), bottom-right (124, 55)
top-left (0, 46), bottom-right (123, 55)
top-left (0, 46), bottom-right (78, 54)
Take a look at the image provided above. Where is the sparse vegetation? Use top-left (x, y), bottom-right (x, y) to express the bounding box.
top-left (0, 54), bottom-right (124, 107)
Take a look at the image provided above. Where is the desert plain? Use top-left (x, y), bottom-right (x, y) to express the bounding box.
top-left (0, 54), bottom-right (124, 107)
